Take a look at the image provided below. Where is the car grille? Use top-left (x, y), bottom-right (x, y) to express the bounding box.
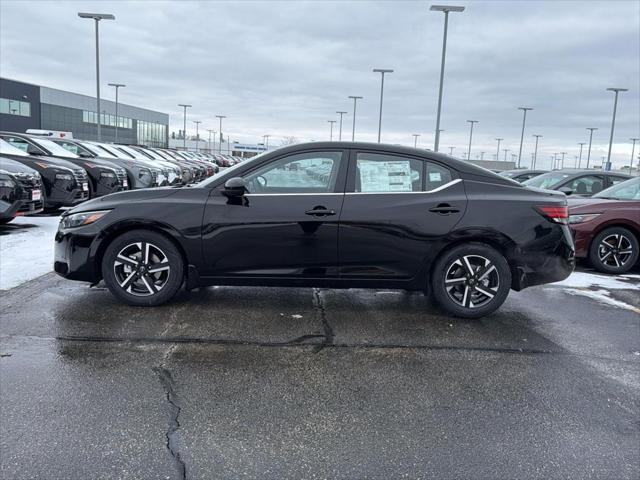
top-left (14, 173), bottom-right (44, 212)
top-left (115, 168), bottom-right (127, 189)
top-left (73, 168), bottom-right (90, 200)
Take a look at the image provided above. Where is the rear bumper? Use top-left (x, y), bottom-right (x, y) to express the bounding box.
top-left (511, 225), bottom-right (575, 290)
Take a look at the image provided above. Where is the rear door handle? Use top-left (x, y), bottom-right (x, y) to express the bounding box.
top-left (305, 208), bottom-right (336, 217)
top-left (429, 204), bottom-right (460, 215)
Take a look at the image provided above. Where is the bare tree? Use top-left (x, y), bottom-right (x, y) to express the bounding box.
top-left (280, 136), bottom-right (298, 145)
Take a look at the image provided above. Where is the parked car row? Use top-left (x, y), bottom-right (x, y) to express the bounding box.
top-left (0, 130), bottom-right (247, 223)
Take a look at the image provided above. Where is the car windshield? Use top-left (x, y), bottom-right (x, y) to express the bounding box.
top-left (522, 171), bottom-right (571, 189)
top-left (79, 142), bottom-right (115, 158)
top-left (593, 177), bottom-right (640, 200)
top-left (197, 151), bottom-right (268, 187)
top-left (0, 138), bottom-right (29, 156)
top-left (29, 137), bottom-right (79, 158)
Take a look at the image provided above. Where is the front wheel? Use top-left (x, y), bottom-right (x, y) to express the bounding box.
top-left (588, 227), bottom-right (639, 274)
top-left (102, 230), bottom-right (184, 306)
top-left (431, 243), bottom-right (511, 319)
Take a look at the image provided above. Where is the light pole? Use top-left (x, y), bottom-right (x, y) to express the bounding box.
top-left (216, 115), bottom-right (226, 153)
top-left (328, 120), bottom-right (336, 141)
top-left (503, 149), bottom-right (509, 162)
top-left (552, 153), bottom-right (558, 169)
top-left (348, 96), bottom-right (363, 141)
top-left (605, 87), bottom-right (628, 171)
top-left (178, 104), bottom-right (191, 149)
top-left (372, 69), bottom-right (393, 143)
top-left (430, 4), bottom-right (465, 152)
top-left (466, 120), bottom-right (478, 161)
top-left (630, 138), bottom-right (639, 174)
top-left (449, 146), bottom-right (455, 155)
top-left (107, 83), bottom-right (125, 143)
top-left (412, 134), bottom-right (421, 148)
top-left (263, 134), bottom-right (270, 149)
top-left (586, 127), bottom-right (597, 168)
top-left (480, 151), bottom-right (485, 160)
top-left (517, 107), bottom-right (533, 168)
top-left (577, 142), bottom-right (585, 168)
top-left (336, 111), bottom-right (347, 141)
top-left (560, 152), bottom-right (567, 169)
top-left (495, 138), bottom-right (503, 164)
top-left (207, 129), bottom-right (215, 152)
top-left (532, 135), bottom-right (542, 169)
top-left (78, 12), bottom-right (115, 141)
top-left (193, 121), bottom-right (201, 151)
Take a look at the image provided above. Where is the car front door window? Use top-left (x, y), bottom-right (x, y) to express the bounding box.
top-left (243, 152), bottom-right (343, 194)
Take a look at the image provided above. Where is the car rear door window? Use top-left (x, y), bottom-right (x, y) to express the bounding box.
top-left (567, 175), bottom-right (604, 195)
top-left (243, 151), bottom-right (343, 194)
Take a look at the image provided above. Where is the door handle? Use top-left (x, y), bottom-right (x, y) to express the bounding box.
top-left (305, 207), bottom-right (336, 217)
top-left (429, 204), bottom-right (460, 215)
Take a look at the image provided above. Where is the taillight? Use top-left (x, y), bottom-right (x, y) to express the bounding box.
top-left (535, 205), bottom-right (568, 224)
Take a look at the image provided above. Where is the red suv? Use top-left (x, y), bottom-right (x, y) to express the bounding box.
top-left (568, 177), bottom-right (640, 273)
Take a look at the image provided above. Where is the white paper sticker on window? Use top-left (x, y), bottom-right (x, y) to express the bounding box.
top-left (429, 172), bottom-right (442, 182)
top-left (359, 160), bottom-right (412, 192)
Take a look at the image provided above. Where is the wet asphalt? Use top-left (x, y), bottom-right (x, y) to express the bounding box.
top-left (0, 271), bottom-right (639, 480)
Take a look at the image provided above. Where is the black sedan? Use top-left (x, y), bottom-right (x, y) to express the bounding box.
top-left (0, 170), bottom-right (23, 223)
top-left (54, 142), bottom-right (575, 318)
top-left (0, 140), bottom-right (87, 210)
top-left (522, 169), bottom-right (631, 196)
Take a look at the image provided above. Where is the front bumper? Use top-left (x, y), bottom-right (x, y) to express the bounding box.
top-left (54, 224), bottom-right (100, 282)
top-left (44, 177), bottom-right (89, 208)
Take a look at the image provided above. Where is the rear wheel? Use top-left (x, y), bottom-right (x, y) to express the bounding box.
top-left (102, 230), bottom-right (184, 306)
top-left (588, 227), bottom-right (638, 274)
top-left (431, 243), bottom-right (511, 319)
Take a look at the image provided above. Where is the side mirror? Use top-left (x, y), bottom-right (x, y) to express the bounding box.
top-left (222, 177), bottom-right (247, 197)
top-left (559, 187), bottom-right (573, 196)
top-left (78, 152), bottom-right (92, 158)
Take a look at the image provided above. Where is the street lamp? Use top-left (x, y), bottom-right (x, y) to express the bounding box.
top-left (495, 138), bottom-right (503, 164)
top-left (412, 134), bottom-right (421, 148)
top-left (328, 120), bottom-right (336, 141)
top-left (503, 149), bottom-right (509, 162)
top-left (517, 107), bottom-right (533, 168)
top-left (449, 146), bottom-right (455, 155)
top-left (372, 69), bottom-right (393, 143)
top-left (107, 83), bottom-right (125, 143)
top-left (630, 138), bottom-right (639, 173)
top-left (348, 96), bottom-right (363, 141)
top-left (263, 134), bottom-right (270, 149)
top-left (577, 142), bottom-right (586, 168)
top-left (466, 120), bottom-right (478, 161)
top-left (586, 127), bottom-right (597, 168)
top-left (207, 129), bottom-right (215, 152)
top-left (430, 4), bottom-right (465, 152)
top-left (193, 120), bottom-right (201, 151)
top-left (605, 87), bottom-right (628, 171)
top-left (216, 115), bottom-right (226, 153)
top-left (78, 12), bottom-right (115, 141)
top-left (178, 104), bottom-right (191, 149)
top-left (560, 152), bottom-right (567, 169)
top-left (336, 111), bottom-right (347, 141)
top-left (532, 135), bottom-right (542, 169)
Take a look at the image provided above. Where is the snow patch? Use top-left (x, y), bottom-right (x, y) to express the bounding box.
top-left (552, 271), bottom-right (640, 290)
top-left (563, 288), bottom-right (640, 313)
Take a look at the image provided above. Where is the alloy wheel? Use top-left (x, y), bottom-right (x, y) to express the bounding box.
top-left (598, 234), bottom-right (633, 269)
top-left (113, 242), bottom-right (171, 296)
top-left (444, 255), bottom-right (500, 309)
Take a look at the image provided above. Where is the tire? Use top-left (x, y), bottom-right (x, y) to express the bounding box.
top-left (431, 243), bottom-right (511, 319)
top-left (588, 227), bottom-right (639, 274)
top-left (0, 217), bottom-right (14, 225)
top-left (101, 229), bottom-right (184, 307)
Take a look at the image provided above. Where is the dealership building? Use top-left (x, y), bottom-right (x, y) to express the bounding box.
top-left (0, 77), bottom-right (169, 147)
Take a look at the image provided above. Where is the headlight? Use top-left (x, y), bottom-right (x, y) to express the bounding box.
top-left (0, 178), bottom-right (16, 188)
top-left (138, 168), bottom-right (151, 179)
top-left (61, 210), bottom-right (110, 229)
top-left (55, 173), bottom-right (74, 181)
top-left (100, 171), bottom-right (117, 178)
top-left (568, 213), bottom-right (601, 224)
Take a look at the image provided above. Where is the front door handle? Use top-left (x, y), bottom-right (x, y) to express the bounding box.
top-left (429, 204), bottom-right (460, 215)
top-left (305, 207), bottom-right (336, 217)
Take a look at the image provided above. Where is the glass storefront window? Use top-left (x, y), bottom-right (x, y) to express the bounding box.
top-left (0, 97), bottom-right (31, 117)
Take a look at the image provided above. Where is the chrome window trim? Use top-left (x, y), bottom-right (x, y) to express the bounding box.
top-left (244, 192), bottom-right (343, 197)
top-left (241, 179), bottom-right (462, 196)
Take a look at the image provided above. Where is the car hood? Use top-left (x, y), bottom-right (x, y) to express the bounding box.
top-left (64, 187), bottom-right (180, 215)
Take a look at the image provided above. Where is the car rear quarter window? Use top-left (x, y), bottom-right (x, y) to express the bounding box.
top-left (426, 161), bottom-right (453, 191)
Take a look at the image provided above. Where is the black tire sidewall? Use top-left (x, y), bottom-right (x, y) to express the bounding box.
top-left (101, 230), bottom-right (184, 306)
top-left (588, 227), bottom-right (639, 274)
top-left (431, 243), bottom-right (511, 319)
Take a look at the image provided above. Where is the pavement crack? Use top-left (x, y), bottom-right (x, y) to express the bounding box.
top-left (153, 346), bottom-right (187, 480)
top-left (312, 288), bottom-right (334, 353)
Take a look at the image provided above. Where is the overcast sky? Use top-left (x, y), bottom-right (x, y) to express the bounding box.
top-left (1, 0), bottom-right (639, 169)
